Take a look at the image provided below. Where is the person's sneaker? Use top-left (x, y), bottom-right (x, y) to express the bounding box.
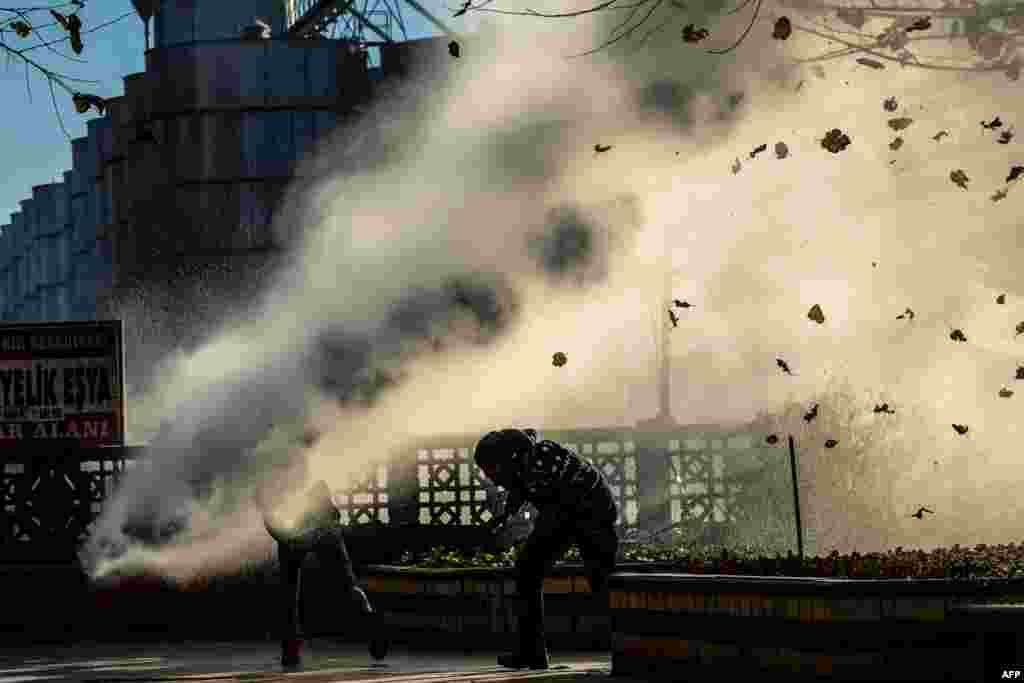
top-left (367, 613), bottom-right (390, 660)
top-left (281, 638), bottom-right (303, 668)
top-left (497, 652), bottom-right (549, 670)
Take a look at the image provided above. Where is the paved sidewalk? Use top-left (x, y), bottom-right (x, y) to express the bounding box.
top-left (0, 641), bottom-right (623, 683)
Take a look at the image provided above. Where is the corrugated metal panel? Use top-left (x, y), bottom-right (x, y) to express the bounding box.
top-left (71, 138), bottom-right (89, 196)
top-left (266, 41), bottom-right (308, 102)
top-left (70, 192), bottom-right (93, 256)
top-left (155, 0), bottom-right (197, 47)
top-left (294, 109), bottom-right (316, 165)
top-left (194, 44), bottom-right (244, 108)
top-left (19, 198), bottom-right (38, 298)
top-left (308, 43), bottom-right (338, 99)
top-left (238, 46), bottom-right (268, 104)
top-left (96, 240), bottom-right (113, 291)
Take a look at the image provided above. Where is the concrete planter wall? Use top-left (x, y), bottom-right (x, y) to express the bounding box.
top-left (607, 573), bottom-right (1024, 682)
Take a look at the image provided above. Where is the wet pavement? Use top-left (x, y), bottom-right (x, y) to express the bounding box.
top-left (0, 641), bottom-right (624, 683)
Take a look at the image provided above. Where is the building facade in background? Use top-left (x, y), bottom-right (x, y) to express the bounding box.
top-left (0, 0), bottom-right (450, 391)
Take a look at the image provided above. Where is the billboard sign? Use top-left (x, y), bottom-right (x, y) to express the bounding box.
top-left (0, 321), bottom-right (124, 446)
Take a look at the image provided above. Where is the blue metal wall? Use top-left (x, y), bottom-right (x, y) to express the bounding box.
top-left (153, 0), bottom-right (287, 48)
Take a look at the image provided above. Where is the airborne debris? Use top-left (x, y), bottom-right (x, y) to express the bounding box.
top-left (1007, 166), bottom-right (1024, 182)
top-left (453, 0), bottom-right (472, 17)
top-left (803, 403), bottom-right (819, 422)
top-left (1018, 365), bottom-right (1024, 380)
top-left (594, 144), bottom-right (612, 153)
top-left (776, 358), bottom-right (793, 375)
top-left (766, 434), bottom-right (779, 445)
top-left (775, 142), bottom-right (789, 159)
top-left (883, 96), bottom-right (898, 112)
top-left (896, 307), bottom-right (915, 320)
top-left (552, 352), bottom-right (568, 367)
top-left (750, 143), bottom-right (768, 159)
top-left (999, 387), bottom-right (1014, 398)
top-left (1016, 321), bottom-right (1024, 337)
top-left (824, 439), bottom-right (838, 449)
top-left (448, 40), bottom-right (460, 57)
top-left (982, 117), bottom-right (1003, 130)
top-left (888, 117), bottom-right (914, 131)
top-left (950, 328), bottom-right (967, 342)
top-left (950, 169), bottom-right (969, 190)
top-left (807, 304), bottom-right (825, 324)
top-left (72, 92), bottom-right (105, 115)
top-left (889, 137), bottom-right (904, 151)
top-left (906, 17), bottom-right (932, 32)
top-left (10, 20), bottom-right (31, 38)
top-left (952, 424), bottom-right (969, 435)
top-left (731, 158), bottom-right (742, 174)
top-left (997, 294), bottom-right (1006, 304)
top-left (683, 24), bottom-right (710, 43)
top-left (773, 17), bottom-right (792, 40)
top-left (873, 403), bottom-right (895, 414)
top-left (672, 299), bottom-right (692, 309)
top-left (999, 131), bottom-right (1014, 144)
top-left (932, 130), bottom-right (949, 141)
top-left (992, 188), bottom-right (1009, 202)
top-left (822, 128), bottom-right (851, 153)
top-left (856, 57), bottom-right (885, 69)
top-left (668, 310), bottom-right (679, 327)
top-left (911, 506), bottom-right (934, 519)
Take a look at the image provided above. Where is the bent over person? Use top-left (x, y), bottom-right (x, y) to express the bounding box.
top-left (474, 428), bottom-right (619, 669)
top-left (262, 477), bottom-right (389, 668)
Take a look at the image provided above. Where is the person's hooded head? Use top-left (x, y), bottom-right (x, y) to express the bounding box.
top-left (473, 428), bottom-right (537, 486)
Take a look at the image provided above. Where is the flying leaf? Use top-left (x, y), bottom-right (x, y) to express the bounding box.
top-left (822, 128), bottom-right (851, 153)
top-left (997, 294), bottom-right (1006, 304)
top-left (857, 57), bottom-right (885, 69)
top-left (888, 117), bottom-right (913, 131)
top-left (750, 143), bottom-right (768, 159)
top-left (776, 358), bottom-right (793, 375)
top-left (952, 423), bottom-right (969, 435)
top-left (896, 307), bottom-right (914, 320)
top-left (932, 130), bottom-right (949, 141)
top-left (873, 403), bottom-right (895, 414)
top-left (992, 188), bottom-right (1008, 202)
top-left (982, 117), bottom-right (1003, 130)
top-left (71, 92), bottom-right (105, 115)
top-left (883, 97), bottom-right (898, 112)
top-left (775, 142), bottom-right (789, 159)
top-left (731, 158), bottom-right (742, 174)
top-left (999, 131), bottom-right (1014, 144)
top-left (950, 169), bottom-right (969, 190)
top-left (906, 17), bottom-right (931, 32)
top-left (1007, 166), bottom-right (1024, 182)
top-left (765, 434), bottom-right (779, 445)
top-left (1016, 321), bottom-right (1024, 337)
top-left (682, 24), bottom-right (710, 43)
top-left (552, 352), bottom-right (567, 367)
top-left (804, 403), bottom-right (819, 422)
top-left (807, 304), bottom-right (825, 324)
top-left (824, 439), bottom-right (838, 449)
top-left (448, 40), bottom-right (460, 58)
top-left (773, 17), bottom-right (792, 40)
top-left (889, 137), bottom-right (904, 151)
top-left (594, 144), bottom-right (612, 153)
top-left (950, 328), bottom-right (967, 342)
top-left (1017, 366), bottom-right (1024, 380)
top-left (10, 21), bottom-right (31, 38)
top-left (999, 387), bottom-right (1014, 398)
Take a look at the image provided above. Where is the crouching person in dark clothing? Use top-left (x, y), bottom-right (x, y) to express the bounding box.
top-left (474, 428), bottom-right (619, 670)
top-left (262, 478), bottom-right (389, 668)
